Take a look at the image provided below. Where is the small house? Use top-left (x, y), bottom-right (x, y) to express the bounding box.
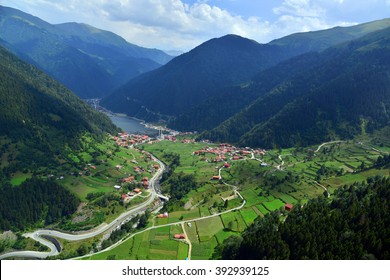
top-left (285, 203), bottom-right (293, 211)
top-left (134, 188), bottom-right (142, 194)
top-left (174, 234), bottom-right (186, 239)
top-left (157, 212), bottom-right (169, 218)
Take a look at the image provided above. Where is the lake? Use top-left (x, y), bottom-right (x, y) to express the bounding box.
top-left (109, 115), bottom-right (158, 136)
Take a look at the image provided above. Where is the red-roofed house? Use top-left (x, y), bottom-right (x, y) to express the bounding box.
top-left (174, 234), bottom-right (186, 239)
top-left (285, 204), bottom-right (293, 211)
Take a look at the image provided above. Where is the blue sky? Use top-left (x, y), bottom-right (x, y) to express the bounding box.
top-left (1, 0), bottom-right (390, 51)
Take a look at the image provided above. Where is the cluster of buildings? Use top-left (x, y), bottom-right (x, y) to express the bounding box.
top-left (117, 174), bottom-right (151, 202)
top-left (193, 143), bottom-right (266, 162)
top-left (120, 188), bottom-right (143, 203)
top-left (112, 132), bottom-right (150, 147)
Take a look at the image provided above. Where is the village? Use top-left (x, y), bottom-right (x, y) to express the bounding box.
top-left (107, 131), bottom-right (291, 243)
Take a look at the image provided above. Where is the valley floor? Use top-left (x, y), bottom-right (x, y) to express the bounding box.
top-left (1, 133), bottom-right (389, 260)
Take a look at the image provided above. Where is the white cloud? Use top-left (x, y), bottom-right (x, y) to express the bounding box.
top-left (99, 1), bottom-right (268, 38)
top-left (273, 0), bottom-right (326, 18)
top-left (93, 0), bottom-right (273, 49)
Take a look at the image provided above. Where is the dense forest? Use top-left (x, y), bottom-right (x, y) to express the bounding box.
top-left (213, 177), bottom-right (390, 260)
top-left (161, 172), bottom-right (199, 212)
top-left (0, 178), bottom-right (80, 231)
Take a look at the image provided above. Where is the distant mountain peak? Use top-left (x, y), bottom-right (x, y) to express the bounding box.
top-left (0, 5), bottom-right (172, 98)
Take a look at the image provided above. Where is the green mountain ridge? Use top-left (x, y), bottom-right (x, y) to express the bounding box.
top-left (269, 18), bottom-right (390, 53)
top-left (0, 5), bottom-right (172, 98)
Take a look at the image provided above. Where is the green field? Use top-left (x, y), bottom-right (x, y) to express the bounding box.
top-left (87, 227), bottom-right (188, 260)
top-left (191, 237), bottom-right (218, 260)
top-left (220, 211), bottom-right (247, 232)
top-left (10, 173), bottom-right (32, 186)
top-left (240, 208), bottom-right (260, 225)
top-left (196, 216), bottom-right (224, 241)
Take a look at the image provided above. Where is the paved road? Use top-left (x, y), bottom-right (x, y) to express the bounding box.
top-left (0, 154), bottom-right (166, 260)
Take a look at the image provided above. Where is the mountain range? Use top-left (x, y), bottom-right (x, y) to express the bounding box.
top-left (203, 27), bottom-right (390, 147)
top-left (0, 5), bottom-right (172, 98)
top-left (1, 5), bottom-right (389, 149)
top-left (101, 18), bottom-right (390, 148)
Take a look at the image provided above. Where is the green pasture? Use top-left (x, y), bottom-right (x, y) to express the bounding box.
top-left (214, 229), bottom-right (239, 244)
top-left (196, 216), bottom-right (224, 242)
top-left (240, 207), bottom-right (260, 225)
top-left (168, 209), bottom-right (200, 223)
top-left (185, 221), bottom-right (199, 243)
top-left (255, 204), bottom-right (270, 216)
top-left (220, 211), bottom-right (247, 232)
top-left (191, 237), bottom-right (218, 260)
top-left (177, 242), bottom-right (189, 260)
top-left (10, 172), bottom-right (32, 186)
top-left (239, 188), bottom-right (267, 207)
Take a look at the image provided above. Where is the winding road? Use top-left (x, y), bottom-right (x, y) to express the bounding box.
top-left (0, 154), bottom-right (166, 260)
top-left (1, 150), bottom-right (246, 260)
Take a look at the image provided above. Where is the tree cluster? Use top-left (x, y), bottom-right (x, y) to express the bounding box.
top-left (0, 178), bottom-right (80, 231)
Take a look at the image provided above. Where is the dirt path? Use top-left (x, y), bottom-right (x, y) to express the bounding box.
top-left (181, 223), bottom-right (192, 260)
top-left (315, 141), bottom-right (344, 153)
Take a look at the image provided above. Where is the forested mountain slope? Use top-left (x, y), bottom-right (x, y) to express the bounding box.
top-left (0, 45), bottom-right (118, 175)
top-left (203, 27), bottom-right (390, 148)
top-left (169, 18), bottom-right (390, 132)
top-left (101, 34), bottom-right (300, 120)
